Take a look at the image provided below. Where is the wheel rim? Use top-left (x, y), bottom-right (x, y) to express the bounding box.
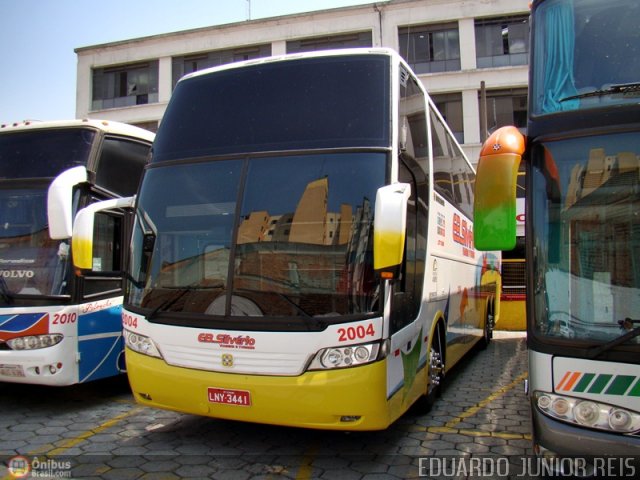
top-left (429, 348), bottom-right (444, 388)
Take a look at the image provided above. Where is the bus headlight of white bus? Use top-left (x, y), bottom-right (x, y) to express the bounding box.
top-left (6, 334), bottom-right (64, 350)
top-left (534, 391), bottom-right (640, 434)
top-left (124, 329), bottom-right (163, 359)
top-left (308, 341), bottom-right (387, 370)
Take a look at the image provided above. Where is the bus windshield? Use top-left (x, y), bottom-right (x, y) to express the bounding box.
top-left (152, 54), bottom-right (390, 162)
top-left (530, 131), bottom-right (640, 346)
top-left (0, 184), bottom-right (70, 298)
top-left (0, 128), bottom-right (95, 179)
top-left (129, 152), bottom-right (387, 325)
top-left (531, 0), bottom-right (640, 115)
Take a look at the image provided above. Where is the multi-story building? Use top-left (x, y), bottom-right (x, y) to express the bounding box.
top-left (75, 0), bottom-right (529, 162)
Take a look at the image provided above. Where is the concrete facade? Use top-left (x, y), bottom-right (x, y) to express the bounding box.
top-left (75, 0), bottom-right (530, 162)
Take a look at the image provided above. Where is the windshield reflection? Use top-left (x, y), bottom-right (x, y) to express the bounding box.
top-left (0, 187), bottom-right (70, 298)
top-left (532, 0), bottom-right (640, 114)
top-left (129, 153), bottom-right (387, 322)
top-left (531, 132), bottom-right (640, 345)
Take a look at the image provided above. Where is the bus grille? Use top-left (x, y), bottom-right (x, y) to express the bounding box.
top-left (502, 259), bottom-right (526, 296)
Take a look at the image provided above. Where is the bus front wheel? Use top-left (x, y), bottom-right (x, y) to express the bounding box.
top-left (416, 323), bottom-right (445, 412)
top-left (480, 301), bottom-right (494, 349)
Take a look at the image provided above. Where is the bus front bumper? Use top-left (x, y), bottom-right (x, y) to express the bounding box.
top-left (0, 339), bottom-right (77, 385)
top-left (126, 348), bottom-right (395, 430)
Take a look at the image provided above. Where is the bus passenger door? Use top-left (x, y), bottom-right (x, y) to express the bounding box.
top-left (384, 157), bottom-right (428, 408)
top-left (76, 210), bottom-right (127, 382)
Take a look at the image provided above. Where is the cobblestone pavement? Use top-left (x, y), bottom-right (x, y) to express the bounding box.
top-left (0, 332), bottom-right (533, 479)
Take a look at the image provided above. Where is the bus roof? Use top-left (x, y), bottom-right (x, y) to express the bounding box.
top-left (179, 47), bottom-right (404, 84)
top-left (0, 119), bottom-right (155, 142)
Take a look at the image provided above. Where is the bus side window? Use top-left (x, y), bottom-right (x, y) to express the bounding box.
top-left (82, 211), bottom-right (124, 298)
top-left (94, 137), bottom-right (150, 197)
top-left (430, 105), bottom-right (475, 218)
top-left (391, 158), bottom-right (427, 333)
top-left (393, 66), bottom-right (429, 333)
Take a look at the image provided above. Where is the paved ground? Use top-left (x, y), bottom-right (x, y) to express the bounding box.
top-left (0, 332), bottom-right (533, 479)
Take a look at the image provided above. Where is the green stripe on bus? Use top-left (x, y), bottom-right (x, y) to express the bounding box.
top-left (587, 374), bottom-right (612, 394)
top-left (628, 378), bottom-right (640, 397)
top-left (604, 375), bottom-right (635, 396)
top-left (573, 373), bottom-right (595, 392)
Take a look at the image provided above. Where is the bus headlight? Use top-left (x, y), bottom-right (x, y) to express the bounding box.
top-left (7, 334), bottom-right (64, 350)
top-left (308, 342), bottom-right (382, 370)
top-left (124, 329), bottom-right (163, 359)
top-left (534, 391), bottom-right (640, 434)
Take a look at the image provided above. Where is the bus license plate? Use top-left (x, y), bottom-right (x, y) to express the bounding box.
top-left (207, 387), bottom-right (251, 407)
top-left (0, 364), bottom-right (25, 377)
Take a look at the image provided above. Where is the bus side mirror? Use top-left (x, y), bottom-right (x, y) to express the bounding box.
top-left (373, 183), bottom-right (411, 280)
top-left (47, 166), bottom-right (88, 240)
top-left (474, 126), bottom-right (525, 251)
top-left (72, 196), bottom-right (136, 270)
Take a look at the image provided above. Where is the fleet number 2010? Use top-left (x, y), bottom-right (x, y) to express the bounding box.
top-left (52, 313), bottom-right (77, 324)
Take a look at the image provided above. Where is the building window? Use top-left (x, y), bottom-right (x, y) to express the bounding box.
top-left (172, 44), bottom-right (271, 87)
top-left (481, 88), bottom-right (528, 137)
top-left (92, 61), bottom-right (159, 111)
top-left (475, 15), bottom-right (529, 68)
top-left (431, 93), bottom-right (464, 144)
top-left (398, 23), bottom-right (461, 74)
top-left (130, 121), bottom-right (159, 133)
top-left (286, 31), bottom-right (372, 53)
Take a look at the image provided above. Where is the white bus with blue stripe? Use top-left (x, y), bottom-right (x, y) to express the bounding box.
top-left (0, 119), bottom-right (154, 385)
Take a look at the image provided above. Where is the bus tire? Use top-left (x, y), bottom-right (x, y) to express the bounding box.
top-left (480, 300), bottom-right (494, 350)
top-left (416, 322), bottom-right (445, 412)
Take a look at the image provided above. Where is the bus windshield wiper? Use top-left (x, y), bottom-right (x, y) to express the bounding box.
top-left (147, 286), bottom-right (195, 320)
top-left (560, 82), bottom-right (640, 102)
top-left (587, 318), bottom-right (640, 359)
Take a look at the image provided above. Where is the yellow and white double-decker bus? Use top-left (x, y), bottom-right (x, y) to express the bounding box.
top-left (74, 49), bottom-right (500, 430)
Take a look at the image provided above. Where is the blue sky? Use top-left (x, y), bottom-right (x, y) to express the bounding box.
top-left (0, 0), bottom-right (376, 125)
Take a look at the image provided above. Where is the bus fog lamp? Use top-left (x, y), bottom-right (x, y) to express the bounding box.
top-left (609, 409), bottom-right (633, 431)
top-left (340, 416), bottom-right (361, 422)
top-left (574, 401), bottom-right (599, 426)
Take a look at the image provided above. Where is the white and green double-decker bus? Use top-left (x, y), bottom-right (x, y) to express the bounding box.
top-left (475, 0), bottom-right (640, 461)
